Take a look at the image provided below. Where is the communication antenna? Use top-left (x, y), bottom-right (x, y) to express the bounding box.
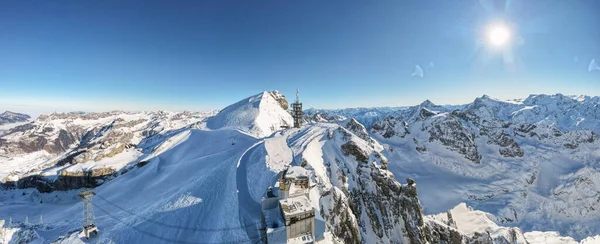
top-left (292, 89), bottom-right (303, 128)
top-left (39, 215), bottom-right (43, 225)
top-left (79, 190), bottom-right (99, 239)
top-left (25, 216), bottom-right (28, 226)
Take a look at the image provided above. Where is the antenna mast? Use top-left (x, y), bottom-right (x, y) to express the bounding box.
top-left (292, 89), bottom-right (303, 128)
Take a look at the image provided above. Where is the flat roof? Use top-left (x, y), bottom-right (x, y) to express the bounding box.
top-left (279, 196), bottom-right (313, 216)
top-left (288, 182), bottom-right (307, 197)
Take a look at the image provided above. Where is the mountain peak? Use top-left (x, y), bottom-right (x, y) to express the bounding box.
top-left (206, 91), bottom-right (293, 137)
top-left (420, 99), bottom-right (436, 108)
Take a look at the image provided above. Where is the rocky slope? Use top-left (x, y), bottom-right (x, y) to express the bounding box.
top-left (365, 94), bottom-right (600, 240)
top-left (289, 120), bottom-right (599, 243)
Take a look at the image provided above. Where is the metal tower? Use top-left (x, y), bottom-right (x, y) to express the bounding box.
top-left (291, 89), bottom-right (303, 128)
top-left (79, 190), bottom-right (99, 239)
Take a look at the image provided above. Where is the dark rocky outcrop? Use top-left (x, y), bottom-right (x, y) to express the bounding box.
top-left (341, 141), bottom-right (369, 163)
top-left (269, 90), bottom-right (289, 110)
top-left (427, 119), bottom-right (482, 163)
top-left (371, 116), bottom-right (410, 139)
top-left (2, 167), bottom-right (117, 193)
top-left (481, 128), bottom-right (524, 157)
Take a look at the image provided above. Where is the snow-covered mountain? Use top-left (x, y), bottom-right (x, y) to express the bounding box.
top-left (369, 94), bottom-right (600, 240)
top-left (0, 111), bottom-right (30, 125)
top-left (1, 92), bottom-right (599, 243)
top-left (0, 110), bottom-right (216, 192)
top-left (0, 111), bottom-right (31, 137)
top-left (304, 107), bottom-right (407, 128)
top-left (207, 90), bottom-right (293, 137)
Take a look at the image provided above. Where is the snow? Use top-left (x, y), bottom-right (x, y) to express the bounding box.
top-left (446, 202), bottom-right (497, 236)
top-left (0, 129), bottom-right (263, 243)
top-left (525, 231), bottom-right (578, 244)
top-left (264, 131), bottom-right (294, 172)
top-left (0, 121), bottom-right (30, 136)
top-left (427, 202), bottom-right (599, 243)
top-left (207, 91), bottom-right (293, 138)
top-left (280, 196), bottom-right (313, 216)
top-left (62, 149), bottom-right (141, 173)
top-left (157, 193), bottom-right (203, 213)
top-left (2, 92), bottom-right (600, 243)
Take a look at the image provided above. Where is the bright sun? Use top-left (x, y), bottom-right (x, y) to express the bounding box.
top-left (487, 24), bottom-right (511, 46)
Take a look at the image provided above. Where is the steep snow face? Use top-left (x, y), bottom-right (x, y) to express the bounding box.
top-left (207, 91), bottom-right (293, 138)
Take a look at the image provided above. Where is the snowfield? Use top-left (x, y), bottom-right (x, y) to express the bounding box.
top-left (1, 92), bottom-right (600, 243)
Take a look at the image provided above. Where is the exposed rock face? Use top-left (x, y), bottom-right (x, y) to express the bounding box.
top-left (344, 119), bottom-right (368, 140)
top-left (315, 125), bottom-right (498, 243)
top-left (371, 116), bottom-right (410, 138)
top-left (370, 95), bottom-right (600, 164)
top-left (341, 141), bottom-right (369, 163)
top-left (320, 188), bottom-right (361, 244)
top-left (1, 167), bottom-right (117, 193)
top-left (269, 90), bottom-right (289, 110)
top-left (427, 118), bottom-right (482, 164)
top-left (318, 125), bottom-right (528, 243)
top-left (481, 128), bottom-right (524, 157)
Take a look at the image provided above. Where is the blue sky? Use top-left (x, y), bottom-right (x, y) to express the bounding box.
top-left (0, 0), bottom-right (598, 114)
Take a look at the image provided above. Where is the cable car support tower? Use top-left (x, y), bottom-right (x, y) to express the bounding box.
top-left (79, 189), bottom-right (99, 239)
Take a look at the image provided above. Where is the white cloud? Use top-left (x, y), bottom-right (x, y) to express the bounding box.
top-left (411, 65), bottom-right (424, 78)
top-left (589, 59), bottom-right (600, 72)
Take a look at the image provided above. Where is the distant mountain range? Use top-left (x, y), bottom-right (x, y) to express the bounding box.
top-left (0, 111), bottom-right (30, 125)
top-left (1, 93), bottom-right (600, 243)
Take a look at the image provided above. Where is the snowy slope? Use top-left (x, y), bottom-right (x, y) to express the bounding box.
top-left (207, 91), bottom-right (293, 138)
top-left (1, 129), bottom-right (263, 243)
top-left (2, 92), bottom-right (600, 243)
top-left (0, 110), bottom-right (216, 190)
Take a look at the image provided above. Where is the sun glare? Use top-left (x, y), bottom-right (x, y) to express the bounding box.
top-left (487, 24), bottom-right (511, 47)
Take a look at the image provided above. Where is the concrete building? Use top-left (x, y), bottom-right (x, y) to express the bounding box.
top-left (261, 166), bottom-right (326, 243)
top-left (280, 196), bottom-right (315, 240)
top-left (278, 166), bottom-right (310, 200)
